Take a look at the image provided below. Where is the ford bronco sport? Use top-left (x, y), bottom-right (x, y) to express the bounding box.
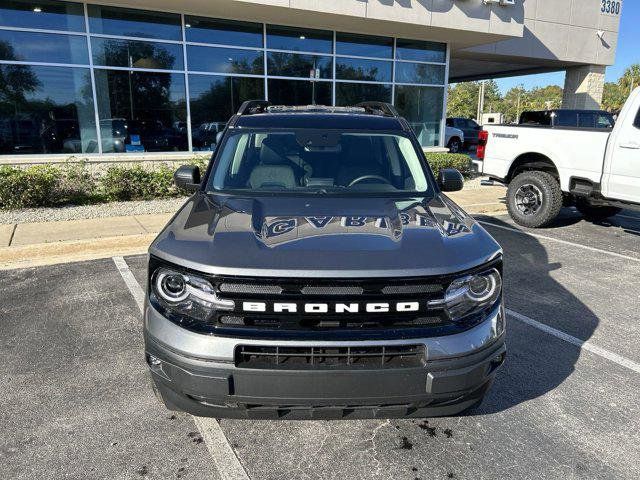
top-left (144, 101), bottom-right (506, 419)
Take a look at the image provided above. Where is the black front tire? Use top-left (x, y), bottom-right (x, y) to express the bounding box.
top-left (507, 171), bottom-right (563, 228)
top-left (575, 202), bottom-right (622, 221)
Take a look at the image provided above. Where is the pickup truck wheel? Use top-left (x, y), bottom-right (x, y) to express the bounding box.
top-left (507, 171), bottom-right (562, 228)
top-left (447, 138), bottom-right (462, 153)
top-left (575, 203), bottom-right (622, 221)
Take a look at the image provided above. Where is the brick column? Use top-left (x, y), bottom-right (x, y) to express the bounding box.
top-left (562, 65), bottom-right (606, 110)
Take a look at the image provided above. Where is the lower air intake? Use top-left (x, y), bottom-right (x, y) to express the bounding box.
top-left (235, 344), bottom-right (425, 369)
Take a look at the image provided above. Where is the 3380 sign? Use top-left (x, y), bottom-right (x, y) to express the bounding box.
top-left (601, 0), bottom-right (621, 15)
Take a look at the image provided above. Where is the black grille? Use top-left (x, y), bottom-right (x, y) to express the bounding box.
top-left (211, 276), bottom-right (449, 332)
top-left (300, 285), bottom-right (364, 295)
top-left (219, 283), bottom-right (283, 295)
top-left (381, 284), bottom-right (442, 295)
top-left (235, 345), bottom-right (425, 369)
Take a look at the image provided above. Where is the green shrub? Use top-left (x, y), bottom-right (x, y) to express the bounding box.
top-left (0, 165), bottom-right (61, 209)
top-left (425, 153), bottom-right (473, 178)
top-left (185, 156), bottom-right (209, 172)
top-left (101, 165), bottom-right (174, 201)
top-left (58, 161), bottom-right (99, 205)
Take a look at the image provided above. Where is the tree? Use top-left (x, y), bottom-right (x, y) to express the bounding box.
top-left (618, 64), bottom-right (640, 96)
top-left (447, 80), bottom-right (501, 119)
top-left (602, 82), bottom-right (626, 112)
top-left (501, 85), bottom-right (527, 123)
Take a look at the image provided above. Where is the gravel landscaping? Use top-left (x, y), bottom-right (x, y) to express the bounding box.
top-left (0, 197), bottom-right (189, 224)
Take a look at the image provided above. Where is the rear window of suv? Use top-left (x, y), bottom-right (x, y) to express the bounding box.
top-left (208, 130), bottom-right (431, 195)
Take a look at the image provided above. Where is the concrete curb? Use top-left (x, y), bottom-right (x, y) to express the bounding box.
top-left (0, 234), bottom-right (154, 270)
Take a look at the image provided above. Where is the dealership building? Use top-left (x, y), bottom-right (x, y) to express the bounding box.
top-left (0, 0), bottom-right (622, 162)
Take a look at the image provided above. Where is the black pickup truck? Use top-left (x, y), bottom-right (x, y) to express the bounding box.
top-left (144, 101), bottom-right (506, 419)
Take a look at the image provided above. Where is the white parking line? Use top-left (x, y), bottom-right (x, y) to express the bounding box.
top-left (478, 220), bottom-right (640, 263)
top-left (193, 416), bottom-right (250, 480)
top-left (112, 256), bottom-right (251, 480)
top-left (112, 256), bottom-right (145, 312)
top-left (507, 308), bottom-right (640, 374)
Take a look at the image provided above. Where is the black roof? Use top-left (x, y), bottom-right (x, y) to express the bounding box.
top-left (234, 112), bottom-right (406, 130)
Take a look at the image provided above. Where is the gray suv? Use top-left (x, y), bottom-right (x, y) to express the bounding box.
top-left (144, 101), bottom-right (506, 419)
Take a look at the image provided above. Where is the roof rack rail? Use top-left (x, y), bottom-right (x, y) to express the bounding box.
top-left (356, 102), bottom-right (400, 117)
top-left (237, 100), bottom-right (271, 115)
top-left (266, 105), bottom-right (365, 114)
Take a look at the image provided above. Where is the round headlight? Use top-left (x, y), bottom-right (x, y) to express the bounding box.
top-left (155, 270), bottom-right (188, 303)
top-left (444, 268), bottom-right (501, 321)
top-left (468, 274), bottom-right (496, 301)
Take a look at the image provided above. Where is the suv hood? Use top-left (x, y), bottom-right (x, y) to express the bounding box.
top-left (150, 193), bottom-right (501, 278)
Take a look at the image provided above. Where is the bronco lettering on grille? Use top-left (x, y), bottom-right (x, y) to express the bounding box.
top-left (241, 301), bottom-right (421, 314)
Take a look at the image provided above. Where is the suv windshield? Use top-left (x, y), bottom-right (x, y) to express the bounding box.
top-left (208, 130), bottom-right (431, 195)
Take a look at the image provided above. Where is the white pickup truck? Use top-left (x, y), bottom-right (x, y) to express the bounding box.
top-left (480, 87), bottom-right (640, 227)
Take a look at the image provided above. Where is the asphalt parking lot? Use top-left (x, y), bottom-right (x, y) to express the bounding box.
top-left (2, 208), bottom-right (640, 480)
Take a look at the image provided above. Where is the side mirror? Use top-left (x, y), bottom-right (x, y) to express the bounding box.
top-left (215, 131), bottom-right (224, 145)
top-left (438, 168), bottom-right (464, 192)
top-left (174, 165), bottom-right (201, 192)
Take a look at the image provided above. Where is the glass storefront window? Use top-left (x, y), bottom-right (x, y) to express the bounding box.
top-left (92, 37), bottom-right (183, 70)
top-left (185, 16), bottom-right (262, 48)
top-left (188, 46), bottom-right (263, 75)
top-left (267, 25), bottom-right (332, 54)
top-left (268, 79), bottom-right (332, 106)
top-left (0, 65), bottom-right (98, 154)
top-left (0, 0), bottom-right (85, 32)
top-left (396, 39), bottom-right (446, 63)
top-left (0, 30), bottom-right (88, 64)
top-left (189, 74), bottom-right (264, 151)
top-left (335, 83), bottom-right (391, 106)
top-left (394, 62), bottom-right (445, 85)
top-left (394, 85), bottom-right (443, 147)
top-left (94, 70), bottom-right (187, 153)
top-left (335, 32), bottom-right (392, 59)
top-left (0, 3), bottom-right (450, 153)
top-left (88, 5), bottom-right (181, 41)
top-left (267, 52), bottom-right (331, 79)
top-left (335, 57), bottom-right (392, 83)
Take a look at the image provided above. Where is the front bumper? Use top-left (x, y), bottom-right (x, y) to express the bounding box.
top-left (144, 303), bottom-right (506, 419)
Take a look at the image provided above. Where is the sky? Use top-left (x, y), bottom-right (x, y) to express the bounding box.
top-left (495, 2), bottom-right (638, 93)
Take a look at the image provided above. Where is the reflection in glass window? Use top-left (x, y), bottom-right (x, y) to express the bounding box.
top-left (185, 16), bottom-right (262, 48)
top-left (268, 79), bottom-right (332, 106)
top-left (335, 83), bottom-right (391, 106)
top-left (188, 46), bottom-right (263, 75)
top-left (0, 30), bottom-right (88, 64)
top-left (92, 38), bottom-right (183, 70)
top-left (88, 5), bottom-right (181, 41)
top-left (267, 52), bottom-right (331, 79)
top-left (189, 75), bottom-right (264, 151)
top-left (335, 57), bottom-right (392, 82)
top-left (0, 65), bottom-right (98, 154)
top-left (336, 32), bottom-right (392, 58)
top-left (396, 39), bottom-right (446, 63)
top-left (94, 70), bottom-right (187, 153)
top-left (267, 25), bottom-right (332, 54)
top-left (0, 0), bottom-right (85, 32)
top-left (394, 62), bottom-right (445, 85)
top-left (394, 85), bottom-right (443, 147)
